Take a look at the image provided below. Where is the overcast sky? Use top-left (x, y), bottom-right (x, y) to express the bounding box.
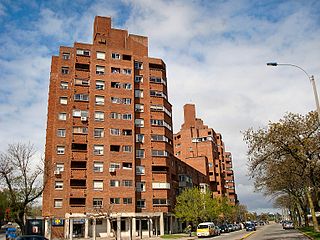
top-left (0, 0), bottom-right (319, 214)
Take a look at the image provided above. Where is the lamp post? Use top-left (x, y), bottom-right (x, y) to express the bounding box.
top-left (266, 62), bottom-right (320, 122)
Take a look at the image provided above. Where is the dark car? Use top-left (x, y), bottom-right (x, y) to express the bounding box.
top-left (16, 236), bottom-right (48, 240)
top-left (246, 223), bottom-right (256, 231)
top-left (219, 224), bottom-right (229, 233)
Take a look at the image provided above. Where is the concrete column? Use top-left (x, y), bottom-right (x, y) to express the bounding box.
top-left (64, 219), bottom-right (69, 239)
top-left (107, 218), bottom-right (111, 237)
top-left (155, 217), bottom-right (158, 236)
top-left (128, 218), bottom-right (132, 240)
top-left (92, 218), bottom-right (96, 240)
top-left (117, 215), bottom-right (121, 240)
top-left (160, 213), bottom-right (164, 235)
top-left (69, 219), bottom-right (73, 240)
top-left (132, 217), bottom-right (136, 238)
top-left (84, 218), bottom-right (89, 238)
top-left (147, 217), bottom-right (151, 237)
top-left (149, 218), bottom-right (153, 237)
top-left (44, 218), bottom-right (51, 240)
top-left (139, 219), bottom-right (142, 239)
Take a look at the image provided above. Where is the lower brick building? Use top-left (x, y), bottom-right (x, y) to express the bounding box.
top-left (173, 104), bottom-right (238, 205)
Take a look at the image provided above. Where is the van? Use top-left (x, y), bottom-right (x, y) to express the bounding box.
top-left (196, 222), bottom-right (215, 237)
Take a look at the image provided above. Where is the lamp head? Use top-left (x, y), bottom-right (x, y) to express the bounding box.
top-left (267, 62), bottom-right (278, 66)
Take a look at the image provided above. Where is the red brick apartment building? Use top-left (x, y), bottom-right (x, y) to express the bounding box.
top-left (42, 16), bottom-right (210, 239)
top-left (173, 104), bottom-right (238, 204)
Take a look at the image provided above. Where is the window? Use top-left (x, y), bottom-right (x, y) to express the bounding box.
top-left (94, 145), bottom-right (104, 155)
top-left (122, 113), bottom-right (132, 120)
top-left (93, 198), bottom-right (103, 208)
top-left (137, 199), bottom-right (145, 208)
top-left (135, 75), bottom-right (143, 83)
top-left (111, 53), bottom-right (120, 59)
top-left (74, 78), bottom-right (89, 86)
top-left (58, 112), bottom-right (67, 121)
top-left (57, 129), bottom-right (66, 137)
top-left (56, 163), bottom-right (64, 172)
top-left (95, 111), bottom-right (104, 121)
top-left (135, 119), bottom-right (144, 127)
top-left (135, 104), bottom-right (144, 112)
top-left (111, 67), bottom-right (120, 73)
top-left (122, 180), bottom-right (133, 187)
top-left (94, 128), bottom-right (104, 138)
top-left (76, 49), bottom-right (90, 56)
top-left (96, 80), bottom-right (105, 90)
top-left (123, 162), bottom-right (132, 169)
top-left (153, 199), bottom-right (168, 206)
top-left (110, 112), bottom-right (121, 119)
top-left (110, 145), bottom-right (120, 152)
top-left (110, 198), bottom-right (120, 204)
top-left (123, 83), bottom-right (132, 89)
top-left (73, 127), bottom-right (88, 134)
top-left (122, 98), bottom-right (131, 105)
top-left (95, 96), bottom-right (105, 105)
top-left (134, 61), bottom-right (143, 70)
top-left (136, 182), bottom-right (146, 192)
top-left (150, 104), bottom-right (172, 117)
top-left (136, 134), bottom-right (144, 143)
top-left (93, 162), bottom-right (103, 172)
top-left (150, 90), bottom-right (167, 99)
top-left (93, 180), bottom-right (103, 190)
top-left (123, 198), bottom-right (132, 204)
top-left (54, 199), bottom-right (63, 208)
top-left (151, 134), bottom-right (169, 142)
top-left (57, 146), bottom-right (65, 155)
top-left (96, 51), bottom-right (105, 60)
top-left (134, 89), bottom-right (143, 98)
top-left (74, 94), bottom-right (89, 101)
top-left (122, 129), bottom-right (132, 136)
top-left (72, 109), bottom-right (88, 118)
top-left (61, 67), bottom-right (69, 74)
top-left (136, 149), bottom-right (145, 158)
top-left (122, 145), bottom-right (132, 152)
top-left (111, 82), bottom-right (121, 88)
top-left (110, 128), bottom-right (120, 136)
top-left (110, 180), bottom-right (120, 187)
top-left (62, 53), bottom-right (70, 60)
top-left (60, 97), bottom-right (68, 105)
top-left (111, 97), bottom-right (121, 104)
top-left (136, 166), bottom-right (145, 175)
top-left (110, 163), bottom-right (120, 169)
top-left (122, 54), bottom-right (131, 61)
top-left (55, 181), bottom-right (63, 190)
top-left (96, 65), bottom-right (105, 75)
top-left (150, 76), bottom-right (166, 85)
top-left (151, 119), bottom-right (172, 130)
top-left (60, 81), bottom-right (68, 89)
top-left (122, 68), bottom-right (132, 75)
top-left (152, 150), bottom-right (169, 157)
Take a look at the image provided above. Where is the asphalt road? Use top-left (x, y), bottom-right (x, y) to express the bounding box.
top-left (0, 233), bottom-right (5, 240)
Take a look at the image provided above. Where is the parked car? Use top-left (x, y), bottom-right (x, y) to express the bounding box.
top-left (196, 222), bottom-right (216, 237)
top-left (214, 226), bottom-right (221, 236)
top-left (16, 236), bottom-right (48, 240)
top-left (246, 223), bottom-right (256, 231)
top-left (219, 224), bottom-right (229, 233)
top-left (283, 221), bottom-right (294, 229)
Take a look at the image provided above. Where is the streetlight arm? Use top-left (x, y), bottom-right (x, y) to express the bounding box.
top-left (266, 62), bottom-right (311, 79)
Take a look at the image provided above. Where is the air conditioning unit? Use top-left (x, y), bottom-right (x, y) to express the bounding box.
top-left (54, 170), bottom-right (61, 175)
top-left (109, 167), bottom-right (116, 173)
top-left (81, 116), bottom-right (87, 121)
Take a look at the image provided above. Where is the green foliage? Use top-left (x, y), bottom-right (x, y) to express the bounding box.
top-left (299, 226), bottom-right (320, 239)
top-left (174, 187), bottom-right (243, 225)
top-left (0, 191), bottom-right (10, 221)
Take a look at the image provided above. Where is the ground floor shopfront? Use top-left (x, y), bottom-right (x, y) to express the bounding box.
top-left (44, 212), bottom-right (184, 239)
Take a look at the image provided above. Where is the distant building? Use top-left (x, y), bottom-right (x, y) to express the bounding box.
top-left (173, 104), bottom-right (238, 204)
top-left (42, 16), bottom-right (209, 239)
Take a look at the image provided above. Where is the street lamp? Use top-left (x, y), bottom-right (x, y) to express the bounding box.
top-left (266, 62), bottom-right (320, 122)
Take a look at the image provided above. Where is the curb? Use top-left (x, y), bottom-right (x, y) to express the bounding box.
top-left (298, 230), bottom-right (314, 240)
top-left (240, 231), bottom-right (256, 240)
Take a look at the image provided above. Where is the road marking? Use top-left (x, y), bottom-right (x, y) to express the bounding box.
top-left (240, 231), bottom-right (256, 239)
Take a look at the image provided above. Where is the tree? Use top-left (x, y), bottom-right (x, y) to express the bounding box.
top-left (243, 111), bottom-right (320, 232)
top-left (0, 190), bottom-right (10, 222)
top-left (0, 143), bottom-right (45, 233)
